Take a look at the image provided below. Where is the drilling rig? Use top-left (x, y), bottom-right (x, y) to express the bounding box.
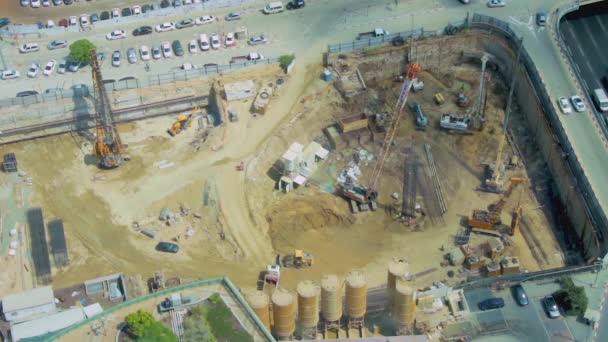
top-left (339, 63), bottom-right (421, 210)
top-left (90, 48), bottom-right (126, 169)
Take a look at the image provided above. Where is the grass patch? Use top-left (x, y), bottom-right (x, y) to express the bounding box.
top-left (183, 294), bottom-right (252, 342)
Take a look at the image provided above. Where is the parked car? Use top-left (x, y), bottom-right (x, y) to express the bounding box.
top-left (19, 42), bottom-right (40, 53)
top-left (225, 11), bottom-right (241, 21)
top-left (188, 40), bottom-right (197, 54)
top-left (47, 39), bottom-right (68, 50)
top-left (0, 18), bottom-right (11, 29)
top-left (27, 63), bottom-right (40, 78)
top-left (248, 34), bottom-right (267, 45)
top-left (57, 59), bottom-right (67, 74)
top-left (133, 26), bottom-right (153, 36)
top-left (225, 32), bottom-right (235, 47)
top-left (52, 0), bottom-right (62, 6)
top-left (173, 0), bottom-right (182, 7)
top-left (176, 18), bottom-right (195, 29)
top-left (100, 11), bottom-right (110, 21)
top-left (157, 242), bottom-right (179, 253)
top-left (543, 296), bottom-right (560, 318)
top-left (132, 5), bottom-right (142, 15)
top-left (558, 96), bottom-right (572, 114)
top-left (111, 8), bottom-right (120, 19)
top-left (80, 14), bottom-right (89, 27)
top-left (43, 59), bottom-right (57, 76)
top-left (161, 41), bottom-right (173, 58)
top-left (106, 30), bottom-right (127, 40)
top-left (199, 34), bottom-right (210, 51)
top-left (68, 16), bottom-right (77, 26)
top-left (210, 33), bottom-right (221, 49)
top-left (487, 0), bottom-right (506, 7)
top-left (21, 0), bottom-right (31, 7)
top-left (478, 298), bottom-right (505, 311)
top-left (140, 45), bottom-right (151, 61)
top-left (67, 60), bottom-right (83, 72)
top-left (31, 0), bottom-right (41, 7)
top-left (122, 7), bottom-right (132, 17)
top-left (160, 0), bottom-right (171, 8)
top-left (156, 22), bottom-right (176, 32)
top-left (63, 0), bottom-right (72, 4)
top-left (172, 40), bottom-right (184, 56)
top-left (16, 90), bottom-right (38, 97)
top-left (511, 284), bottom-right (529, 306)
top-left (42, 0), bottom-right (50, 6)
top-left (90, 13), bottom-right (99, 23)
top-left (58, 19), bottom-right (68, 27)
top-left (571, 95), bottom-right (586, 112)
top-left (112, 50), bottom-right (121, 67)
top-left (127, 48), bottom-right (137, 64)
top-left (195, 15), bottom-right (217, 25)
top-left (152, 45), bottom-right (162, 59)
top-left (286, 0), bottom-right (305, 10)
top-left (536, 12), bottom-right (547, 26)
top-left (142, 4), bottom-right (152, 13)
top-left (46, 20), bottom-right (54, 28)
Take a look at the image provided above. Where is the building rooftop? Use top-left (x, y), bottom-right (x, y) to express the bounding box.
top-left (11, 308), bottom-right (85, 341)
top-left (2, 286), bottom-right (54, 313)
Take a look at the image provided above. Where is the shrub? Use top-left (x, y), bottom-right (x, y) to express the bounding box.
top-left (555, 276), bottom-right (588, 316)
top-left (279, 54), bottom-right (295, 70)
top-left (68, 39), bottom-right (96, 64)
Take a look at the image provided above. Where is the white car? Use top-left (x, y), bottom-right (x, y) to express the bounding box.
top-left (225, 32), bottom-right (235, 47)
top-left (68, 16), bottom-right (77, 26)
top-left (43, 59), bottom-right (57, 76)
top-left (195, 15), bottom-right (217, 25)
top-left (19, 42), bottom-right (40, 53)
top-left (112, 8), bottom-right (121, 19)
top-left (183, 0), bottom-right (192, 4)
top-left (155, 22), bottom-right (176, 32)
top-left (57, 59), bottom-right (67, 74)
top-left (161, 41), bottom-right (173, 58)
top-left (140, 45), bottom-right (151, 61)
top-left (152, 46), bottom-right (162, 59)
top-left (558, 97), bottom-right (572, 114)
top-left (80, 14), bottom-right (89, 27)
top-left (106, 30), bottom-right (127, 40)
top-left (487, 0), bottom-right (506, 7)
top-left (1, 70), bottom-right (20, 80)
top-left (188, 40), bottom-right (197, 54)
top-left (571, 95), bottom-right (586, 112)
top-left (31, 0), bottom-right (41, 8)
top-left (42, 0), bottom-right (50, 6)
top-left (210, 33), bottom-right (221, 49)
top-left (199, 34), bottom-right (210, 51)
top-left (132, 5), bottom-right (142, 15)
top-left (27, 63), bottom-right (40, 78)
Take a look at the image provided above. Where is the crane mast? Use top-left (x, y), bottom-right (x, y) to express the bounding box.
top-left (90, 48), bottom-right (125, 169)
top-left (366, 63), bottom-right (421, 201)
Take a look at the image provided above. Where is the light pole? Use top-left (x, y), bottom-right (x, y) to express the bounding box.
top-left (0, 41), bottom-right (7, 70)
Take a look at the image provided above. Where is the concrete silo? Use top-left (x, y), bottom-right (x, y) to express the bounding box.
top-left (272, 288), bottom-right (295, 340)
top-left (320, 274), bottom-right (342, 333)
top-left (345, 270), bottom-right (367, 329)
top-left (297, 280), bottom-right (320, 339)
top-left (247, 291), bottom-right (271, 331)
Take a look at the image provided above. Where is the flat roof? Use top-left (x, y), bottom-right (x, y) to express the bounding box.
top-left (2, 286), bottom-right (54, 313)
top-left (11, 308), bottom-right (85, 341)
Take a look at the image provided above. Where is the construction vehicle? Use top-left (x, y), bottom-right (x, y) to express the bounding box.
top-left (90, 48), bottom-right (126, 169)
top-left (412, 103), bottom-right (427, 131)
top-left (167, 105), bottom-right (197, 136)
top-left (264, 264), bottom-right (280, 284)
top-left (338, 63), bottom-right (421, 210)
top-left (434, 92), bottom-right (445, 105)
top-left (357, 28), bottom-right (389, 40)
top-left (487, 176), bottom-right (526, 212)
top-left (457, 93), bottom-right (470, 107)
top-left (468, 209), bottom-right (501, 229)
top-left (440, 113), bottom-right (471, 132)
top-left (280, 250), bottom-right (314, 268)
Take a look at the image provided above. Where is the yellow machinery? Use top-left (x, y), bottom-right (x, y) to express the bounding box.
top-left (487, 176), bottom-right (526, 213)
top-left (280, 250), bottom-right (314, 269)
top-left (90, 48), bottom-right (125, 169)
top-left (434, 92), bottom-right (445, 105)
top-left (168, 105), bottom-right (197, 136)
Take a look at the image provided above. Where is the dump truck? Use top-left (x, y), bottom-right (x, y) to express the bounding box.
top-left (357, 28), bottom-right (389, 40)
top-left (280, 250), bottom-right (314, 268)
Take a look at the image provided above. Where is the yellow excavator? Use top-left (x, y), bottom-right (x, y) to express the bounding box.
top-left (168, 105), bottom-right (197, 136)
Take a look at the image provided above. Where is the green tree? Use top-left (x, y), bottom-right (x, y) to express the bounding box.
top-left (125, 309), bottom-right (155, 337)
top-left (140, 321), bottom-right (178, 342)
top-left (68, 39), bottom-right (96, 64)
top-left (555, 276), bottom-right (588, 316)
top-left (278, 54), bottom-right (295, 70)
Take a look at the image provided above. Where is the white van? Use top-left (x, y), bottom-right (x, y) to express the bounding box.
top-left (199, 34), bottom-right (210, 51)
top-left (263, 1), bottom-right (284, 14)
top-left (593, 88), bottom-right (608, 112)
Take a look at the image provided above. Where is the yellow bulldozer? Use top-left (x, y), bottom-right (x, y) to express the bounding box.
top-left (168, 106), bottom-right (197, 136)
top-left (279, 249), bottom-right (314, 269)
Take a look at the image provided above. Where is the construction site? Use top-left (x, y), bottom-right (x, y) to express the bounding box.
top-left (0, 29), bottom-right (584, 340)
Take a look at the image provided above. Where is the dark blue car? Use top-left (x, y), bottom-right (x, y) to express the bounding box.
top-left (511, 284), bottom-right (529, 306)
top-left (0, 17), bottom-right (11, 29)
top-left (478, 297), bottom-right (505, 311)
top-left (157, 242), bottom-right (179, 253)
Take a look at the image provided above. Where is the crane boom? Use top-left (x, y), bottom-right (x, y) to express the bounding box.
top-left (90, 48), bottom-right (125, 169)
top-left (366, 63), bottom-right (421, 200)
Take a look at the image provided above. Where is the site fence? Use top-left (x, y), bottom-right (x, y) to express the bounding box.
top-left (40, 277), bottom-right (275, 342)
top-left (0, 57), bottom-right (278, 108)
top-left (470, 13), bottom-right (608, 250)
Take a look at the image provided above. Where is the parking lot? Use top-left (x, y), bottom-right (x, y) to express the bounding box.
top-left (464, 281), bottom-right (575, 341)
top-left (560, 2), bottom-right (608, 114)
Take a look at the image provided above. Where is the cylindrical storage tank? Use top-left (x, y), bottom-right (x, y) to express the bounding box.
top-left (387, 258), bottom-right (410, 291)
top-left (297, 280), bottom-right (320, 328)
top-left (320, 274), bottom-right (342, 322)
top-left (272, 288), bottom-right (295, 339)
top-left (393, 279), bottom-right (416, 327)
top-left (248, 291), bottom-right (271, 331)
top-left (345, 270), bottom-right (367, 318)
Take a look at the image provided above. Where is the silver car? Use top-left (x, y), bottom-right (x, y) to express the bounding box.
top-left (152, 46), bottom-right (162, 59)
top-left (127, 48), bottom-right (137, 64)
top-left (112, 50), bottom-right (121, 67)
top-left (57, 59), bottom-right (68, 74)
top-left (47, 39), bottom-right (68, 50)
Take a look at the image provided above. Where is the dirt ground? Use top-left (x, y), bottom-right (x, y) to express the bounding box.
top-left (0, 35), bottom-right (567, 302)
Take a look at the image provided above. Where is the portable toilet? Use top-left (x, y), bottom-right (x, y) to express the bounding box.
top-left (322, 69), bottom-right (332, 81)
